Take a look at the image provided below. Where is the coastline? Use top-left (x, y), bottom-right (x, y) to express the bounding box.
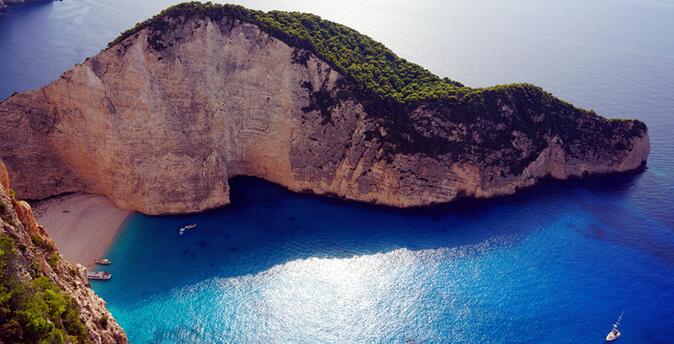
top-left (33, 193), bottom-right (132, 268)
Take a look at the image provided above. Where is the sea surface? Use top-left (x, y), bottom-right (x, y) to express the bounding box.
top-left (2, 0), bottom-right (674, 343)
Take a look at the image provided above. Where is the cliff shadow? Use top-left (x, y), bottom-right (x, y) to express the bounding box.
top-left (90, 171), bottom-right (654, 307)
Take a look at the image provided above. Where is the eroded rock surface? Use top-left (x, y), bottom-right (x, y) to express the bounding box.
top-left (0, 13), bottom-right (649, 214)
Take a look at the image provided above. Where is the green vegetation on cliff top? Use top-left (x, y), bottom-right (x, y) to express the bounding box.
top-left (105, 1), bottom-right (647, 127)
top-left (109, 1), bottom-right (479, 104)
top-left (107, 2), bottom-right (646, 167)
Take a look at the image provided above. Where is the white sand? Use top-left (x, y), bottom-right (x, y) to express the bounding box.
top-left (33, 194), bottom-right (132, 268)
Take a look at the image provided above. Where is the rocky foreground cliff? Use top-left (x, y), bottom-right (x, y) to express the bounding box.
top-left (0, 3), bottom-right (649, 215)
top-left (0, 162), bottom-right (127, 343)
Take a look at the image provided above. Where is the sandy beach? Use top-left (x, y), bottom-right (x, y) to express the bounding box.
top-left (34, 194), bottom-right (132, 268)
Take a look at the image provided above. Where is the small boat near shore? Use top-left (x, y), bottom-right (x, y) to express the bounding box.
top-left (87, 271), bottom-right (112, 281)
top-left (95, 258), bottom-right (111, 265)
top-left (605, 311), bottom-right (624, 342)
top-left (179, 223), bottom-right (197, 235)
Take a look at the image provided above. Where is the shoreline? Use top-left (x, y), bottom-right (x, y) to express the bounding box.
top-left (33, 193), bottom-right (132, 268)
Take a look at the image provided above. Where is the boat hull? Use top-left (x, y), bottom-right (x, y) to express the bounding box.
top-left (606, 331), bottom-right (621, 342)
top-left (87, 272), bottom-right (112, 280)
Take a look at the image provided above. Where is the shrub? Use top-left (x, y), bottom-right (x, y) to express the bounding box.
top-left (47, 252), bottom-right (60, 269)
top-left (29, 234), bottom-right (54, 253)
top-left (0, 234), bottom-right (89, 344)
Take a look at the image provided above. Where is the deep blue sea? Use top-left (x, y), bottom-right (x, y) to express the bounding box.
top-left (2, 1), bottom-right (673, 343)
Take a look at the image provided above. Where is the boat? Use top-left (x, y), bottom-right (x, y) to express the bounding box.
top-left (87, 271), bottom-right (112, 281)
top-left (95, 258), bottom-right (111, 265)
top-left (179, 223), bottom-right (197, 235)
top-left (605, 311), bottom-right (624, 342)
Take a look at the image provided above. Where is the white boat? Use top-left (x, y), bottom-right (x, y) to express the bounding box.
top-left (87, 271), bottom-right (112, 280)
top-left (605, 311), bottom-right (624, 342)
top-left (179, 223), bottom-right (197, 235)
top-left (95, 258), bottom-right (111, 265)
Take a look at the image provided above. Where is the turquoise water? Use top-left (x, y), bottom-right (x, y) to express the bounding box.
top-left (91, 176), bottom-right (674, 343)
top-left (2, 0), bottom-right (674, 343)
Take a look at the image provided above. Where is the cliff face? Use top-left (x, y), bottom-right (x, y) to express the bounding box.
top-left (0, 8), bottom-right (649, 215)
top-left (0, 162), bottom-right (127, 343)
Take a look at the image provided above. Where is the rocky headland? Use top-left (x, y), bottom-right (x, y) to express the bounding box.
top-left (0, 2), bottom-right (649, 215)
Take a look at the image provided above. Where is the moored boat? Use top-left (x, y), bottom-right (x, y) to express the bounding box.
top-left (87, 271), bottom-right (112, 280)
top-left (95, 258), bottom-right (111, 265)
top-left (605, 311), bottom-right (624, 342)
top-left (179, 223), bottom-right (197, 235)
top-left (606, 327), bottom-right (621, 342)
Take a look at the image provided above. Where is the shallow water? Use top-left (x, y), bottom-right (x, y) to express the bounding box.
top-left (1, 0), bottom-right (673, 343)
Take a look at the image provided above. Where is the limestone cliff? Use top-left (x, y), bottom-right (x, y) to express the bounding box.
top-left (0, 161), bottom-right (127, 343)
top-left (0, 3), bottom-right (649, 215)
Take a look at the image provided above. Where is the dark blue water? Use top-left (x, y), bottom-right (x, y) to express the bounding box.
top-left (2, 1), bottom-right (674, 343)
